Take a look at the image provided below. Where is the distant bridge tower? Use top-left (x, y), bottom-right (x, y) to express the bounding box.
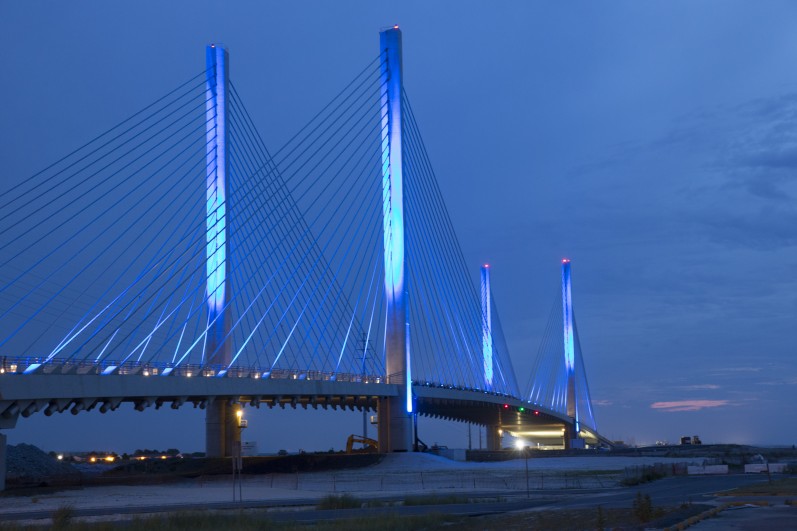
top-left (481, 264), bottom-right (493, 389)
top-left (377, 26), bottom-right (413, 452)
top-left (204, 44), bottom-right (239, 458)
top-left (481, 264), bottom-right (502, 451)
top-left (561, 258), bottom-right (583, 448)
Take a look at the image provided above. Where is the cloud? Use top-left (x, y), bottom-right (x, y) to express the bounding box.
top-left (711, 367), bottom-right (762, 373)
top-left (650, 400), bottom-right (729, 412)
top-left (680, 384), bottom-right (720, 390)
top-left (592, 399), bottom-right (613, 406)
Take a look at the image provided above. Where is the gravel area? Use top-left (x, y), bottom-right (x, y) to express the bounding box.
top-left (0, 452), bottom-right (711, 516)
top-left (6, 443), bottom-right (80, 483)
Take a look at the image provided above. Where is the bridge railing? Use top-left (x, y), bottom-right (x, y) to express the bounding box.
top-left (412, 380), bottom-right (514, 400)
top-left (0, 356), bottom-right (385, 384)
top-left (0, 356), bottom-right (521, 402)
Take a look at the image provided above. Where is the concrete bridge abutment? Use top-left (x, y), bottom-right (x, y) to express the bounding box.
top-left (205, 399), bottom-right (242, 458)
top-left (0, 432), bottom-right (6, 491)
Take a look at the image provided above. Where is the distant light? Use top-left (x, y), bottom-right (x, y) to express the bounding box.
top-left (515, 439), bottom-right (525, 450)
top-left (89, 457), bottom-right (97, 463)
top-left (562, 258), bottom-right (570, 263)
top-left (503, 404), bottom-right (509, 409)
top-left (105, 456), bottom-right (115, 463)
top-left (57, 454), bottom-right (63, 461)
top-left (518, 407), bottom-right (525, 412)
top-left (236, 409), bottom-right (243, 418)
top-left (484, 263), bottom-right (490, 268)
top-left (393, 24), bottom-right (399, 29)
top-left (534, 410), bottom-right (540, 416)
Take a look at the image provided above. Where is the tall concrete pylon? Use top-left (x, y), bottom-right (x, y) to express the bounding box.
top-left (204, 43), bottom-right (239, 458)
top-left (377, 26), bottom-right (413, 452)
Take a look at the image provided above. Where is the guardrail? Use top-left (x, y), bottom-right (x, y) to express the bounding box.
top-left (0, 355), bottom-right (518, 402)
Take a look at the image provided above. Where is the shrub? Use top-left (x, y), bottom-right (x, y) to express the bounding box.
top-left (52, 505), bottom-right (75, 529)
top-left (317, 494), bottom-right (362, 510)
top-left (633, 492), bottom-right (653, 522)
top-left (403, 494), bottom-right (469, 506)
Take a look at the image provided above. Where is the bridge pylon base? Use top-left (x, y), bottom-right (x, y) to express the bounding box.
top-left (205, 399), bottom-right (241, 458)
top-left (486, 408), bottom-right (502, 451)
top-left (377, 397), bottom-right (412, 452)
top-left (486, 425), bottom-right (502, 451)
top-left (563, 421), bottom-right (579, 450)
top-left (0, 432), bottom-right (6, 491)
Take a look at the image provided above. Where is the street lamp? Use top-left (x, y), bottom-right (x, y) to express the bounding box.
top-left (233, 407), bottom-right (247, 502)
top-left (515, 439), bottom-right (529, 498)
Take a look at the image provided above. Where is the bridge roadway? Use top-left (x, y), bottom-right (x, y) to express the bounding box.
top-left (0, 364), bottom-right (604, 446)
top-left (0, 360), bottom-right (609, 491)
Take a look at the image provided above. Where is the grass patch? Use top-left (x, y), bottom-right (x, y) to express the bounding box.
top-left (316, 494), bottom-right (362, 510)
top-left (0, 511), bottom-right (456, 531)
top-left (463, 506), bottom-right (681, 530)
top-left (306, 514), bottom-right (457, 530)
top-left (403, 494), bottom-right (470, 506)
top-left (621, 470), bottom-right (666, 486)
top-left (719, 477), bottom-right (797, 496)
top-left (51, 505), bottom-right (75, 530)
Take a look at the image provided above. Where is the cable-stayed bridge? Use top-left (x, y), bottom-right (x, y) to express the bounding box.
top-left (0, 28), bottom-right (607, 488)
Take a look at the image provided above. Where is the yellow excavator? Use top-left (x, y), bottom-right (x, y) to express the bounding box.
top-left (346, 434), bottom-right (378, 453)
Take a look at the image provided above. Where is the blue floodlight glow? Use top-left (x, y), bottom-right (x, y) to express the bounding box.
top-left (23, 363), bottom-right (42, 374)
top-left (380, 28), bottom-right (412, 415)
top-left (562, 258), bottom-right (578, 427)
top-left (381, 37), bottom-right (405, 300)
top-left (561, 259), bottom-right (574, 375)
top-left (481, 264), bottom-right (493, 387)
top-left (205, 45), bottom-right (228, 315)
top-left (406, 321), bottom-right (412, 413)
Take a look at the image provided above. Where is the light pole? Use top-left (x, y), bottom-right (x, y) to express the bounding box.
top-left (233, 408), bottom-right (247, 502)
top-left (515, 439), bottom-right (529, 498)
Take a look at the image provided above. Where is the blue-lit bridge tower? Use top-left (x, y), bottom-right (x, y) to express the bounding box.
top-left (377, 26), bottom-right (413, 452)
top-left (203, 44), bottom-right (241, 458)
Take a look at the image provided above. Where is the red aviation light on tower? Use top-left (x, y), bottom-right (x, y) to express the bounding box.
top-left (562, 258), bottom-right (570, 264)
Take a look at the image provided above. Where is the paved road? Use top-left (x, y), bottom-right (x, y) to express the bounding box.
top-left (689, 504), bottom-right (797, 530)
top-left (0, 474), bottom-right (774, 524)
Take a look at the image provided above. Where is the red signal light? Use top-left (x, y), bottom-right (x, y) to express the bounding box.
top-left (503, 404), bottom-right (509, 409)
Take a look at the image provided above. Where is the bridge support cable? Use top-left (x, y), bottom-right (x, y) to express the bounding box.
top-left (0, 69), bottom-right (228, 371)
top-left (573, 314), bottom-right (597, 432)
top-left (404, 93), bottom-right (519, 396)
top-left (0, 70), bottom-right (208, 219)
top-left (400, 89), bottom-right (520, 399)
top-left (221, 67), bottom-right (388, 380)
top-left (402, 117), bottom-right (485, 392)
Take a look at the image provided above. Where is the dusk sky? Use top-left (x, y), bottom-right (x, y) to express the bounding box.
top-left (2, 1), bottom-right (796, 453)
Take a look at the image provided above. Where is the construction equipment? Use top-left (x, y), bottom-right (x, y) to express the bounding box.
top-left (346, 434), bottom-right (378, 454)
